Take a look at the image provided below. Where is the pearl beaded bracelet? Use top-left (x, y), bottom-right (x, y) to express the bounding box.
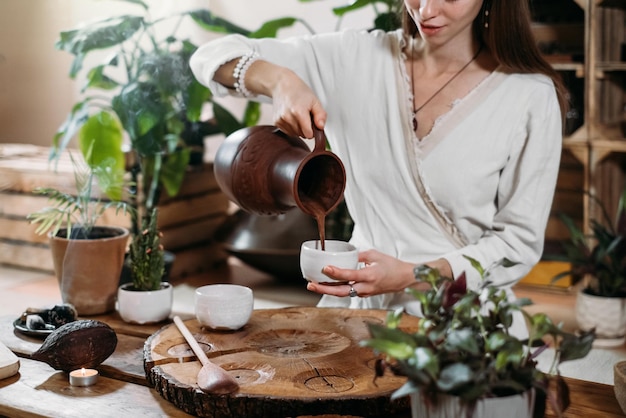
top-left (232, 51), bottom-right (259, 98)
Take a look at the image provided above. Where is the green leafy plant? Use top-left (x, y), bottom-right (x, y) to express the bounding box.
top-left (550, 188), bottom-right (626, 297)
top-left (27, 129), bottom-right (131, 239)
top-left (52, 0), bottom-right (323, 237)
top-left (129, 208), bottom-right (164, 291)
top-left (362, 256), bottom-right (594, 416)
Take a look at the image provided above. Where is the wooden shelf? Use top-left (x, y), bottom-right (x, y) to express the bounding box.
top-left (596, 62), bottom-right (626, 73)
top-left (590, 142), bottom-right (626, 173)
top-left (553, 62), bottom-right (585, 75)
top-left (538, 0), bottom-right (626, 255)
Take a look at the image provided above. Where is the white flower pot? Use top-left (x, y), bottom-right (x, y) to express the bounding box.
top-left (117, 282), bottom-right (173, 324)
top-left (410, 389), bottom-right (536, 418)
top-left (576, 289), bottom-right (626, 341)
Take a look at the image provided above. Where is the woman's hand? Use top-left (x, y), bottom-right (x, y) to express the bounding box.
top-left (214, 57), bottom-right (326, 138)
top-left (269, 66), bottom-right (326, 138)
top-left (306, 249), bottom-right (435, 298)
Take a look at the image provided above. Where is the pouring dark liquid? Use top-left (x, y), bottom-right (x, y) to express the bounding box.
top-left (299, 197), bottom-right (327, 251)
top-left (213, 125), bottom-right (345, 253)
top-left (297, 154), bottom-right (345, 252)
top-left (317, 213), bottom-right (326, 251)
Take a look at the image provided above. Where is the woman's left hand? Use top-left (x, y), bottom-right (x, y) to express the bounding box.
top-left (306, 249), bottom-right (431, 298)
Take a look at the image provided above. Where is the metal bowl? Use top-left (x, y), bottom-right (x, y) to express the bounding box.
top-left (214, 209), bottom-right (319, 280)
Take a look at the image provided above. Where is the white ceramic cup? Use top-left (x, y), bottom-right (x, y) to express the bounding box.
top-left (194, 284), bottom-right (253, 330)
top-left (300, 240), bottom-right (358, 284)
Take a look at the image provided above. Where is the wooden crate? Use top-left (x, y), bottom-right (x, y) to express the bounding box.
top-left (0, 144), bottom-right (229, 278)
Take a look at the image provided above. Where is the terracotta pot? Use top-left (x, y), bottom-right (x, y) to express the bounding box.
top-left (50, 226), bottom-right (129, 315)
top-left (117, 282), bottom-right (173, 324)
top-left (576, 289), bottom-right (626, 343)
top-left (410, 389), bottom-right (539, 418)
top-left (213, 125), bottom-right (345, 216)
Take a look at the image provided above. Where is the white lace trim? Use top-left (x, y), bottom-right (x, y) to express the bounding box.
top-left (398, 34), bottom-right (416, 141)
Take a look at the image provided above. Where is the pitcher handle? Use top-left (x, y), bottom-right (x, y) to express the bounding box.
top-left (312, 124), bottom-right (328, 152)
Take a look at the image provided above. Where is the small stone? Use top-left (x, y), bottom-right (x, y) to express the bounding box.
top-left (26, 314), bottom-right (46, 330)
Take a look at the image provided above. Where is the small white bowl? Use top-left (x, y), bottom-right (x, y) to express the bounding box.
top-left (300, 240), bottom-right (358, 284)
top-left (194, 284), bottom-right (253, 330)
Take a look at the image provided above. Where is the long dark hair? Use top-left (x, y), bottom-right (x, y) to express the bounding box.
top-left (401, 0), bottom-right (569, 124)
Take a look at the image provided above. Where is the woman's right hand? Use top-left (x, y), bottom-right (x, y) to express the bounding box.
top-left (269, 66), bottom-right (327, 138)
top-left (214, 56), bottom-right (326, 138)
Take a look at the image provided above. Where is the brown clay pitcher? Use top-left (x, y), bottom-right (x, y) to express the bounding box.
top-left (214, 125), bottom-right (346, 216)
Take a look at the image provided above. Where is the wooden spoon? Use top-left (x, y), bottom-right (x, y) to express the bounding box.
top-left (173, 316), bottom-right (239, 394)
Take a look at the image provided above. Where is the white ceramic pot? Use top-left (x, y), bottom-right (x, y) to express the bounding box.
top-left (410, 389), bottom-right (536, 418)
top-left (117, 282), bottom-right (173, 324)
top-left (576, 289), bottom-right (626, 340)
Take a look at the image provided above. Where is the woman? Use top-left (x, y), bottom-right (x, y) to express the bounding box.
top-left (190, 0), bottom-right (566, 336)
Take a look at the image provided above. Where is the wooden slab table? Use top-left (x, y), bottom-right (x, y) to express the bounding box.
top-left (0, 309), bottom-right (624, 418)
top-left (144, 307), bottom-right (417, 418)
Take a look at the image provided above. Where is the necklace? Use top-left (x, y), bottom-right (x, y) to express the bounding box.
top-left (410, 45), bottom-right (483, 131)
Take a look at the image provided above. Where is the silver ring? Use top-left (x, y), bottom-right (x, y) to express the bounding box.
top-left (349, 286), bottom-right (358, 298)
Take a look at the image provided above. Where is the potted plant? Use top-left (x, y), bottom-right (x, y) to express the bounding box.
top-left (362, 256), bottom-right (595, 418)
top-left (550, 188), bottom-right (626, 343)
top-left (28, 128), bottom-right (132, 316)
top-left (117, 208), bottom-right (172, 324)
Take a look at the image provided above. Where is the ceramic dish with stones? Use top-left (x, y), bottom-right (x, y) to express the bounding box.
top-left (13, 304), bottom-right (77, 338)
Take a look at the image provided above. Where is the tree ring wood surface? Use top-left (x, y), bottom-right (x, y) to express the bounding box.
top-left (143, 307), bottom-right (420, 418)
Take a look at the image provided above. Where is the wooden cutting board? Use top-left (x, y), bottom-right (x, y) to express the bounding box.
top-left (144, 307), bottom-right (420, 418)
top-left (0, 340), bottom-right (19, 380)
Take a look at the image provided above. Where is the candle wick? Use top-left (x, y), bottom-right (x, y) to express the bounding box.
top-left (81, 368), bottom-right (86, 376)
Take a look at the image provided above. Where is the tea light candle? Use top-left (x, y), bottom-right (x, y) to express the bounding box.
top-left (69, 368), bottom-right (99, 386)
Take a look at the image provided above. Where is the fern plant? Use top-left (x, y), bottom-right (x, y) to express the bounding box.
top-left (27, 131), bottom-right (131, 239)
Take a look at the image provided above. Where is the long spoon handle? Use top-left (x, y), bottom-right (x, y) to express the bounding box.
top-left (173, 315), bottom-right (211, 366)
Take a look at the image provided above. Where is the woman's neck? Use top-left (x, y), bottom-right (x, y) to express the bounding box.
top-left (407, 36), bottom-right (496, 75)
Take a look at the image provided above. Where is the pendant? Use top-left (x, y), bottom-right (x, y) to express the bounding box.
top-left (412, 116), bottom-right (418, 131)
